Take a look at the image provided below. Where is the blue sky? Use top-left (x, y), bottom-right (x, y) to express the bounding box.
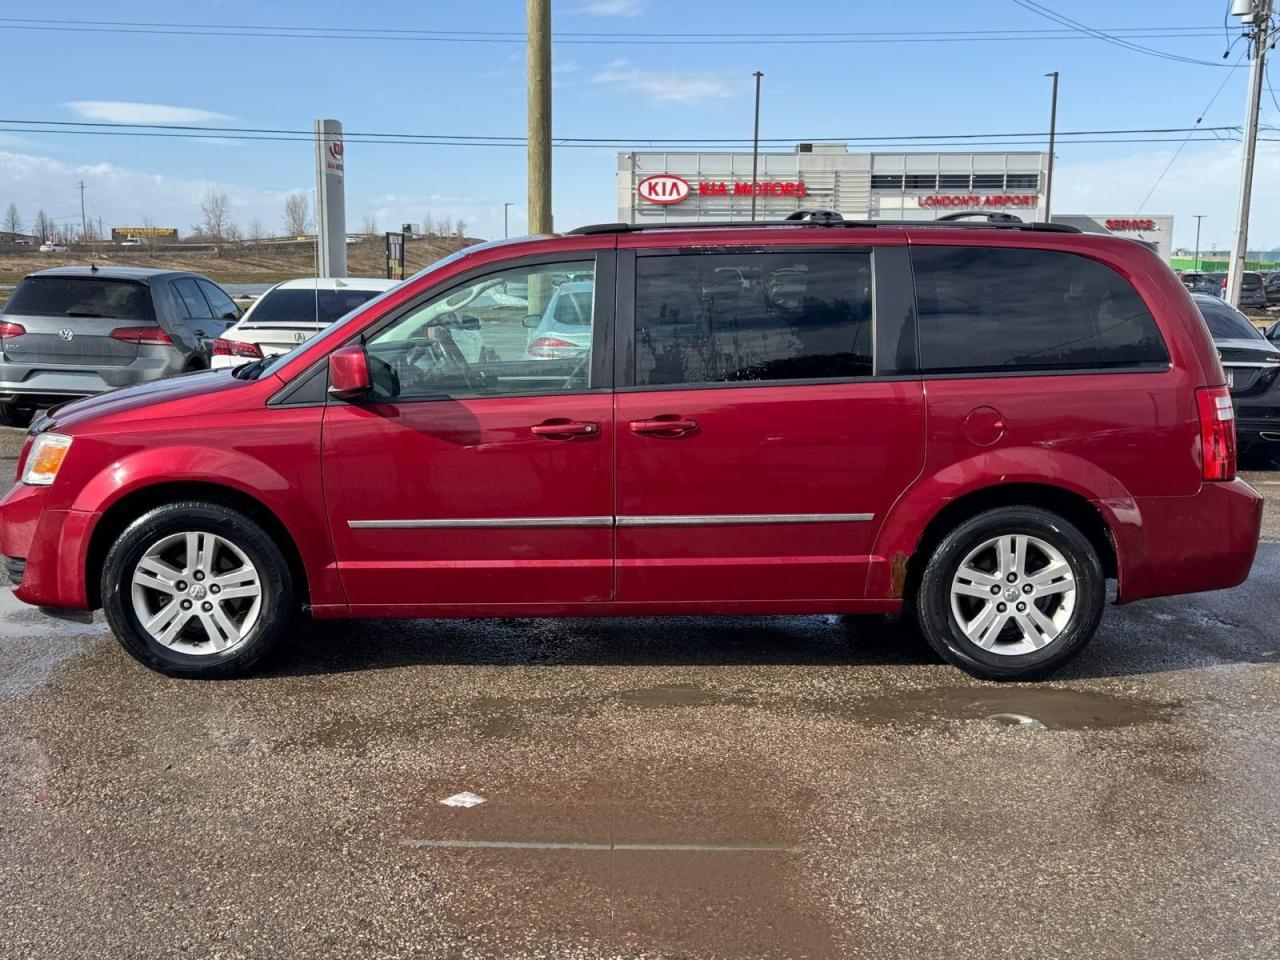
top-left (0, 0), bottom-right (1275, 249)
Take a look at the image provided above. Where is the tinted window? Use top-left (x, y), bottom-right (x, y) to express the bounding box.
top-left (173, 278), bottom-right (213, 320)
top-left (911, 246), bottom-right (1169, 373)
top-left (364, 261), bottom-right (596, 400)
top-left (4, 277), bottom-right (154, 320)
top-left (634, 252), bottom-right (872, 387)
top-left (1197, 298), bottom-right (1266, 341)
top-left (248, 288), bottom-right (385, 326)
top-left (198, 279), bottom-right (240, 320)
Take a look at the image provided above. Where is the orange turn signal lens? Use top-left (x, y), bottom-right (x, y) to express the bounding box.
top-left (22, 433), bottom-right (72, 486)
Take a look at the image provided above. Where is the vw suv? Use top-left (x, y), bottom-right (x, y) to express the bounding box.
top-left (0, 214), bottom-right (1263, 680)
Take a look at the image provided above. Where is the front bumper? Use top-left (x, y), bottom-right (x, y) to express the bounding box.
top-left (0, 481), bottom-right (97, 609)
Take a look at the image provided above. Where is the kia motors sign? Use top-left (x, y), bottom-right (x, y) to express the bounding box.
top-left (637, 174), bottom-right (691, 205)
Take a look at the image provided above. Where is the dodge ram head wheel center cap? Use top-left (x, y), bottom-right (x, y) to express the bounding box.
top-left (130, 532), bottom-right (263, 656)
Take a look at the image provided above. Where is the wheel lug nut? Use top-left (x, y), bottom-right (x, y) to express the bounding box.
top-left (175, 581), bottom-right (187, 591)
top-left (194, 571), bottom-right (205, 582)
top-left (990, 586), bottom-right (1001, 596)
top-left (1016, 602), bottom-right (1027, 612)
top-left (201, 601), bottom-right (212, 612)
top-left (996, 602), bottom-right (1007, 613)
top-left (1006, 573), bottom-right (1017, 583)
top-left (1022, 584), bottom-right (1033, 594)
top-left (210, 584), bottom-right (220, 594)
top-left (180, 600), bottom-right (192, 610)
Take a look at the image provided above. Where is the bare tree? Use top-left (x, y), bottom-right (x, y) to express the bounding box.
top-left (32, 209), bottom-right (52, 242)
top-left (3, 202), bottom-right (21, 240)
top-left (454, 219), bottom-right (466, 239)
top-left (361, 213), bottom-right (379, 236)
top-left (198, 189), bottom-right (233, 242)
top-left (422, 212), bottom-right (435, 237)
top-left (247, 218), bottom-right (265, 241)
top-left (283, 193), bottom-right (311, 236)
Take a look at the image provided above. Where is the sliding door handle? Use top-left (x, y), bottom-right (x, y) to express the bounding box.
top-left (629, 416), bottom-right (699, 437)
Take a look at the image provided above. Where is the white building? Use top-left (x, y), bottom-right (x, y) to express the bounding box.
top-left (616, 144), bottom-right (1174, 259)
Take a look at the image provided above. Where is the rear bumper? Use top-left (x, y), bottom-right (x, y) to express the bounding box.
top-left (1114, 478), bottom-right (1263, 603)
top-left (0, 481), bottom-right (96, 609)
top-left (0, 352), bottom-right (186, 403)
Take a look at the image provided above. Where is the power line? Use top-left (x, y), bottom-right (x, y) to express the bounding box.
top-left (0, 117), bottom-right (1247, 145)
top-left (1136, 49), bottom-right (1246, 213)
top-left (0, 16), bottom-right (1235, 46)
top-left (1011, 0), bottom-right (1242, 67)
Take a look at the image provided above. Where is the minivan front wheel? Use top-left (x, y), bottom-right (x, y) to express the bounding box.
top-left (102, 502), bottom-right (294, 677)
top-left (914, 507), bottom-right (1105, 680)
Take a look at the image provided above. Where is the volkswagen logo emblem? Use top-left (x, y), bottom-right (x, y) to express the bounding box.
top-left (57, 328), bottom-right (74, 342)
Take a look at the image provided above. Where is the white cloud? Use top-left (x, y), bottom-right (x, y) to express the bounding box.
top-left (581, 0), bottom-right (645, 16)
top-left (64, 101), bottom-right (232, 125)
top-left (591, 60), bottom-right (735, 104)
top-left (1053, 140), bottom-right (1280, 250)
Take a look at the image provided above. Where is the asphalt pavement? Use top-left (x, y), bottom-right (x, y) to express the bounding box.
top-left (2, 426), bottom-right (1280, 959)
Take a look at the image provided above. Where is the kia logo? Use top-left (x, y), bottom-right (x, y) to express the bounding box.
top-left (57, 328), bottom-right (74, 342)
top-left (637, 174), bottom-right (690, 205)
top-left (328, 141), bottom-right (343, 161)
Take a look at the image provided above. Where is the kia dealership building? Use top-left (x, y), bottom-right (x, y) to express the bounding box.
top-left (616, 144), bottom-right (1173, 260)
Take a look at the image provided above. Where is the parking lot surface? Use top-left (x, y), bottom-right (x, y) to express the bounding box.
top-left (2, 426), bottom-right (1280, 959)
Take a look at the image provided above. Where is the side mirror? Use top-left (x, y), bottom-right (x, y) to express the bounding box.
top-left (522, 314), bottom-right (541, 329)
top-left (328, 344), bottom-right (372, 401)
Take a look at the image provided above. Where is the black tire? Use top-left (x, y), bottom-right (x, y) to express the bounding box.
top-left (913, 506), bottom-right (1105, 681)
top-left (101, 501), bottom-right (294, 678)
top-left (0, 401), bottom-right (35, 428)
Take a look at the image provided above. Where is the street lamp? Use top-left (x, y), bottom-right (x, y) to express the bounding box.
top-left (1193, 215), bottom-right (1205, 271)
top-left (504, 202), bottom-right (513, 239)
top-left (1043, 71), bottom-right (1059, 222)
top-left (750, 71), bottom-right (763, 222)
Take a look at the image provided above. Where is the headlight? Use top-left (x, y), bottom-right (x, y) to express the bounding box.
top-left (22, 433), bottom-right (73, 486)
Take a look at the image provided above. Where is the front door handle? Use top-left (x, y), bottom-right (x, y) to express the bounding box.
top-left (629, 415), bottom-right (699, 438)
top-left (531, 419), bottom-right (600, 440)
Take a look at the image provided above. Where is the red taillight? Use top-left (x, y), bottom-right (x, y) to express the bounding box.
top-left (528, 336), bottom-right (579, 358)
top-left (212, 337), bottom-right (263, 359)
top-left (110, 326), bottom-right (172, 346)
top-left (1196, 386), bottom-right (1237, 481)
top-left (0, 321), bottom-right (25, 339)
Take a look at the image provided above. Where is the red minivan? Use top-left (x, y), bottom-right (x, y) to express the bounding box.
top-left (0, 214), bottom-right (1263, 680)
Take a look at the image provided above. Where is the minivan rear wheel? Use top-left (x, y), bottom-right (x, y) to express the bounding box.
top-left (914, 506), bottom-right (1105, 680)
top-left (101, 501), bottom-right (294, 678)
top-left (0, 401), bottom-right (35, 428)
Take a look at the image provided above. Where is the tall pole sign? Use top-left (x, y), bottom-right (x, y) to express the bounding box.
top-left (385, 231), bottom-right (405, 281)
top-left (314, 118), bottom-right (347, 278)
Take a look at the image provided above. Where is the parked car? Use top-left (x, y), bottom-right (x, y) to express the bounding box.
top-left (210, 277), bottom-right (398, 369)
top-left (1193, 293), bottom-right (1280, 451)
top-left (1180, 271), bottom-right (1221, 296)
top-left (0, 215), bottom-right (1261, 680)
top-left (118, 237), bottom-right (143, 247)
top-left (0, 266), bottom-right (240, 425)
top-left (524, 280), bottom-right (594, 359)
top-left (38, 242), bottom-right (68, 254)
top-left (1221, 270), bottom-right (1269, 310)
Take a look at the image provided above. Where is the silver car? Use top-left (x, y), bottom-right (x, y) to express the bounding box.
top-left (0, 266), bottom-right (240, 426)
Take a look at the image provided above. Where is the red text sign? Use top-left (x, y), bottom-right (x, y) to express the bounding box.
top-left (637, 175), bottom-right (691, 204)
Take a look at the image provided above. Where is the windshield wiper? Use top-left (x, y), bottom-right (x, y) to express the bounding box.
top-left (231, 357), bottom-right (270, 380)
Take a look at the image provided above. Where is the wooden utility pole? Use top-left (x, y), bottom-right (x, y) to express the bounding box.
top-left (527, 0), bottom-right (552, 236)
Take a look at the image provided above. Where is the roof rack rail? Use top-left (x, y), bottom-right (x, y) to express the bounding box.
top-left (565, 214), bottom-right (1081, 236)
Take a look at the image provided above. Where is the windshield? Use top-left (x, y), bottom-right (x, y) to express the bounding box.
top-left (244, 288), bottom-right (386, 326)
top-left (1198, 298), bottom-right (1266, 341)
top-left (3, 276), bottom-right (155, 320)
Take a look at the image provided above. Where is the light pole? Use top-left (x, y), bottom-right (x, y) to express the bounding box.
top-left (1226, 0), bottom-right (1272, 306)
top-left (750, 70), bottom-right (763, 221)
top-left (1194, 214), bottom-right (1205, 271)
top-left (504, 202), bottom-right (513, 239)
top-left (1043, 71), bottom-right (1059, 222)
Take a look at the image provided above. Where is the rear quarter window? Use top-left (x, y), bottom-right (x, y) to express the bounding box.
top-left (911, 246), bottom-right (1170, 374)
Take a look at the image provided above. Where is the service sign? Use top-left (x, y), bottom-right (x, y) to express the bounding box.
top-left (1105, 218), bottom-right (1156, 231)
